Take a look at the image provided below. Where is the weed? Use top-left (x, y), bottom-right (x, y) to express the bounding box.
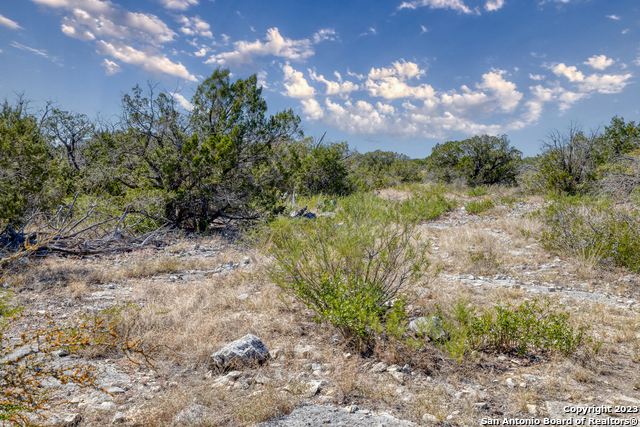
top-left (467, 186), bottom-right (489, 197)
top-left (465, 199), bottom-right (495, 215)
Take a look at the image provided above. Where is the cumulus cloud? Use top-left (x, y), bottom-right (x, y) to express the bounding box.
top-left (309, 71), bottom-right (358, 97)
top-left (176, 15), bottom-right (212, 38)
top-left (158, 0), bottom-right (198, 10)
top-left (312, 28), bottom-right (338, 43)
top-left (529, 73), bottom-right (545, 80)
top-left (477, 69), bottom-right (522, 112)
top-left (281, 62), bottom-right (315, 99)
top-left (170, 92), bottom-right (194, 111)
top-left (583, 54), bottom-right (614, 70)
top-left (32, 0), bottom-right (176, 45)
top-left (366, 77), bottom-right (435, 100)
top-left (206, 28), bottom-right (316, 67)
top-left (101, 58), bottom-right (121, 75)
top-left (368, 60), bottom-right (426, 81)
top-left (0, 13), bottom-right (22, 30)
top-left (30, 0), bottom-right (199, 81)
top-left (606, 14), bottom-right (620, 20)
top-left (551, 60), bottom-right (632, 93)
top-left (485, 0), bottom-right (505, 11)
top-left (96, 40), bottom-right (197, 81)
top-left (398, 0), bottom-right (476, 15)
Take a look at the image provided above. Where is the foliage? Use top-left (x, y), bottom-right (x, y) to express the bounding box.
top-left (433, 296), bottom-right (593, 360)
top-left (397, 186), bottom-right (457, 223)
top-left (349, 150), bottom-right (423, 191)
top-left (464, 198), bottom-right (495, 215)
top-left (467, 299), bottom-right (591, 356)
top-left (0, 100), bottom-right (67, 229)
top-left (427, 134), bottom-right (522, 187)
top-left (467, 186), bottom-right (489, 197)
top-left (0, 304), bottom-right (156, 425)
top-left (539, 194), bottom-right (640, 271)
top-left (263, 193), bottom-right (430, 347)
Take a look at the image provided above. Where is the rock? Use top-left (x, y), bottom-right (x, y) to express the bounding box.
top-left (522, 374), bottom-right (536, 381)
top-left (527, 404), bottom-right (537, 415)
top-left (390, 371), bottom-right (405, 384)
top-left (347, 405), bottom-right (358, 413)
top-left (112, 411), bottom-right (125, 423)
top-left (107, 386), bottom-right (125, 394)
top-left (401, 364), bottom-right (411, 373)
top-left (474, 402), bottom-right (489, 410)
top-left (408, 316), bottom-right (447, 341)
top-left (319, 396), bottom-right (336, 404)
top-left (305, 380), bottom-right (325, 397)
top-left (210, 334), bottom-right (270, 370)
top-left (96, 402), bottom-right (116, 412)
top-left (174, 404), bottom-right (208, 426)
top-left (387, 364), bottom-right (401, 372)
top-left (237, 293), bottom-right (250, 300)
top-left (240, 257), bottom-right (250, 265)
top-left (371, 362), bottom-right (387, 372)
top-left (58, 414), bottom-right (81, 427)
top-left (423, 413), bottom-right (438, 423)
top-left (505, 378), bottom-right (515, 388)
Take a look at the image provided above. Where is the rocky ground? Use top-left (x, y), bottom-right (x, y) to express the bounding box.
top-left (2, 189), bottom-right (640, 426)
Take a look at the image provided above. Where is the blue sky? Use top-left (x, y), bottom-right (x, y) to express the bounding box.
top-left (0, 0), bottom-right (638, 158)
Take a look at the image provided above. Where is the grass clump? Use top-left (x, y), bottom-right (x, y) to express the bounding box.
top-left (539, 194), bottom-right (640, 271)
top-left (464, 198), bottom-right (495, 215)
top-left (467, 186), bottom-right (489, 197)
top-left (263, 193), bottom-right (430, 348)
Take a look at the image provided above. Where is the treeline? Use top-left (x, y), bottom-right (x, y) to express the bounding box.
top-left (0, 68), bottom-right (424, 231)
top-left (2, 67), bottom-right (639, 233)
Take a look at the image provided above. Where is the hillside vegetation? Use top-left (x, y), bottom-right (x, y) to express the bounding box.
top-left (1, 70), bottom-right (640, 426)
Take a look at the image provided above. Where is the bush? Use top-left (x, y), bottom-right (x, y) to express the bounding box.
top-left (433, 297), bottom-right (593, 360)
top-left (397, 186), bottom-right (456, 222)
top-left (263, 193), bottom-right (430, 347)
top-left (349, 150), bottom-right (423, 191)
top-left (465, 198), bottom-right (494, 215)
top-left (539, 195), bottom-right (640, 271)
top-left (427, 134), bottom-right (521, 187)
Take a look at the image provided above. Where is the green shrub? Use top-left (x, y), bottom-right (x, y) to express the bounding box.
top-left (465, 198), bottom-right (495, 214)
top-left (467, 186), bottom-right (489, 197)
top-left (432, 297), bottom-right (593, 359)
top-left (467, 299), bottom-right (591, 356)
top-left (427, 134), bottom-right (522, 187)
top-left (397, 189), bottom-right (456, 223)
top-left (263, 193), bottom-right (430, 347)
top-left (539, 195), bottom-right (640, 271)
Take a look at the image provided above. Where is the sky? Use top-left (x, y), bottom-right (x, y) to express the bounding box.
top-left (0, 0), bottom-right (639, 158)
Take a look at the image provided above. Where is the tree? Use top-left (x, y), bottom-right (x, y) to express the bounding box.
top-left (44, 109), bottom-right (94, 173)
top-left (86, 68), bottom-right (302, 229)
top-left (0, 99), bottom-right (64, 228)
top-left (428, 134), bottom-right (521, 186)
top-left (535, 122), bottom-right (599, 195)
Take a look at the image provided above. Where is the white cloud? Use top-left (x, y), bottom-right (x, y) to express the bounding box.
top-left (101, 58), bottom-right (121, 75)
top-left (0, 13), bottom-right (22, 30)
top-left (583, 54), bottom-right (614, 70)
top-left (194, 47), bottom-right (208, 56)
top-left (10, 41), bottom-right (60, 64)
top-left (206, 28), bottom-right (315, 66)
top-left (96, 40), bottom-right (197, 81)
top-left (312, 28), bottom-right (338, 43)
top-left (158, 0), bottom-right (198, 10)
top-left (529, 73), bottom-right (546, 81)
top-left (309, 71), bottom-right (358, 97)
top-left (301, 98), bottom-right (324, 120)
top-left (606, 14), bottom-right (620, 20)
top-left (485, 0), bottom-right (505, 11)
top-left (398, 0), bottom-right (476, 14)
top-left (622, 29), bottom-right (629, 35)
top-left (420, 25), bottom-right (428, 33)
top-left (31, 0), bottom-right (176, 45)
top-left (176, 15), bottom-right (212, 38)
top-left (368, 60), bottom-right (426, 81)
top-left (366, 77), bottom-right (435, 100)
top-left (257, 70), bottom-right (269, 89)
top-left (551, 63), bottom-right (585, 82)
top-left (170, 92), bottom-right (194, 111)
top-left (281, 62), bottom-right (315, 99)
top-left (476, 69), bottom-right (522, 112)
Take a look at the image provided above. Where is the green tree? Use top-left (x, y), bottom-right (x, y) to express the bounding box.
top-left (0, 99), bottom-right (65, 228)
top-left (428, 134), bottom-right (521, 186)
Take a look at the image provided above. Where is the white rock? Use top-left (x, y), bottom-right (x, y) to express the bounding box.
top-left (210, 334), bottom-right (270, 370)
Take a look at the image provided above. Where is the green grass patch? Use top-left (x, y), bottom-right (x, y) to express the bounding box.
top-left (464, 198), bottom-right (495, 215)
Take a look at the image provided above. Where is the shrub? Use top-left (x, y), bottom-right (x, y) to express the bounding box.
top-left (397, 188), bottom-right (456, 223)
top-left (427, 134), bottom-right (522, 187)
top-left (539, 195), bottom-right (640, 271)
top-left (433, 297), bottom-right (593, 359)
top-left (264, 193), bottom-right (430, 347)
top-left (467, 299), bottom-right (591, 356)
top-left (465, 198), bottom-right (494, 215)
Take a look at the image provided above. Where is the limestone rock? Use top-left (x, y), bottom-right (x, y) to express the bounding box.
top-left (210, 334), bottom-right (270, 370)
top-left (408, 316), bottom-right (447, 341)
